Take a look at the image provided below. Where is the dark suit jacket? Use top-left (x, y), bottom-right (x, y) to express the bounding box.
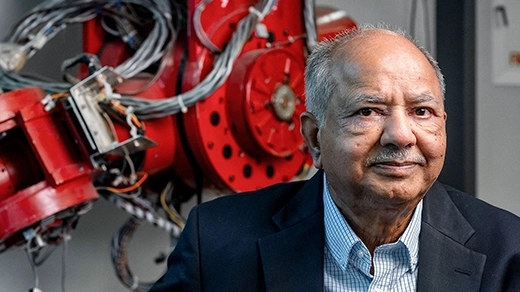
top-left (149, 170), bottom-right (520, 291)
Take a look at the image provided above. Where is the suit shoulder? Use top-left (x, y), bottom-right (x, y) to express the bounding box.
top-left (443, 184), bottom-right (520, 232)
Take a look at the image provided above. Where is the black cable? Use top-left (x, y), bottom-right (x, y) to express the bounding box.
top-left (175, 46), bottom-right (204, 205)
top-left (111, 217), bottom-right (155, 291)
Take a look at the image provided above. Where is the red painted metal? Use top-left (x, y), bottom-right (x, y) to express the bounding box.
top-left (0, 128), bottom-right (43, 201)
top-left (82, 18), bottom-right (182, 177)
top-left (0, 87), bottom-right (98, 249)
top-left (315, 6), bottom-right (358, 41)
top-left (175, 0), bottom-right (311, 192)
top-left (80, 1), bottom-right (357, 193)
top-left (112, 79), bottom-right (178, 176)
top-left (227, 48), bottom-right (306, 158)
top-left (0, 0), bottom-right (358, 254)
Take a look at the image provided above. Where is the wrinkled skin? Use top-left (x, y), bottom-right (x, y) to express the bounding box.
top-left (301, 30), bottom-right (447, 250)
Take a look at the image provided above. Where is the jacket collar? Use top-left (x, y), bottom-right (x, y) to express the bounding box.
top-left (258, 173), bottom-right (487, 292)
top-left (258, 170), bottom-right (325, 292)
top-left (417, 181), bottom-right (486, 291)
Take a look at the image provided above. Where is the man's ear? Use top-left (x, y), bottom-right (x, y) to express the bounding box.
top-left (300, 111), bottom-right (322, 169)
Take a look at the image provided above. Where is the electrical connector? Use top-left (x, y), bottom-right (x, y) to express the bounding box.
top-left (0, 43), bottom-right (27, 72)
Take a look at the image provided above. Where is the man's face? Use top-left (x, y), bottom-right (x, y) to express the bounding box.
top-left (303, 32), bottom-right (447, 210)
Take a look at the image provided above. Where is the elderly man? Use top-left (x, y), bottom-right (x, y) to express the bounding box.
top-left (149, 24), bottom-right (520, 291)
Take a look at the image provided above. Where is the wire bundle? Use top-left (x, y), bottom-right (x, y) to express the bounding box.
top-left (105, 182), bottom-right (183, 291)
top-left (110, 217), bottom-right (153, 292)
top-left (0, 0), bottom-right (319, 121)
top-left (116, 0), bottom-right (279, 119)
top-left (1, 1), bottom-right (320, 290)
top-left (24, 202), bottom-right (93, 292)
top-left (0, 0), bottom-right (178, 93)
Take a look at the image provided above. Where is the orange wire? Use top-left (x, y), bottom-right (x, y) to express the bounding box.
top-left (51, 91), bottom-right (143, 129)
top-left (99, 172), bottom-right (149, 193)
top-left (109, 100), bottom-right (143, 128)
top-left (51, 93), bottom-right (71, 99)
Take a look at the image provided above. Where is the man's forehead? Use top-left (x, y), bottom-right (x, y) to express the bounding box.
top-left (331, 59), bottom-right (360, 84)
top-left (328, 39), bottom-right (442, 102)
top-left (346, 91), bottom-right (442, 105)
top-left (335, 29), bottom-right (408, 56)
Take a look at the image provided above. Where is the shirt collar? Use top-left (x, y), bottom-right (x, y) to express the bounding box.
top-left (323, 172), bottom-right (422, 271)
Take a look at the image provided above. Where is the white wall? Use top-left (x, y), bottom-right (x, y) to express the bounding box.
top-left (320, 0), bottom-right (436, 54)
top-left (476, 0), bottom-right (520, 215)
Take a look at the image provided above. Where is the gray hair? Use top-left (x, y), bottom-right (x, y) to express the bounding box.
top-left (304, 23), bottom-right (445, 127)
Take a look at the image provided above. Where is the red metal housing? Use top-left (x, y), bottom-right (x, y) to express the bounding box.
top-left (0, 87), bottom-right (98, 249)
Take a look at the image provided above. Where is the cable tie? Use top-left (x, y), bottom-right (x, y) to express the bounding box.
top-left (41, 94), bottom-right (56, 112)
top-left (131, 274), bottom-right (139, 290)
top-left (146, 212), bottom-right (154, 223)
top-left (177, 96), bottom-right (188, 113)
top-left (125, 106), bottom-right (138, 137)
top-left (103, 81), bottom-right (113, 100)
top-left (124, 203), bottom-right (133, 214)
top-left (135, 208), bottom-right (144, 219)
top-left (125, 106), bottom-right (134, 115)
top-left (156, 218), bottom-right (165, 228)
top-left (248, 6), bottom-right (264, 21)
top-left (41, 94), bottom-right (51, 104)
top-left (255, 23), bottom-right (269, 38)
top-left (110, 93), bottom-right (121, 99)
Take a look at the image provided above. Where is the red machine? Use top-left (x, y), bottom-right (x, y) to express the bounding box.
top-left (0, 87), bottom-right (97, 249)
top-left (0, 0), bottom-right (355, 289)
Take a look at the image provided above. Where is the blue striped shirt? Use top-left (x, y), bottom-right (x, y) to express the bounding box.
top-left (323, 174), bottom-right (422, 292)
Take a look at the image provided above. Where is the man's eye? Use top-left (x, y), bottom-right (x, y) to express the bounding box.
top-left (415, 108), bottom-right (430, 116)
top-left (358, 108), bottom-right (373, 116)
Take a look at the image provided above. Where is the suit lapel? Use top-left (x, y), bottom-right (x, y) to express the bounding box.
top-left (417, 182), bottom-right (486, 291)
top-left (258, 171), bottom-right (324, 292)
top-left (257, 175), bottom-right (487, 291)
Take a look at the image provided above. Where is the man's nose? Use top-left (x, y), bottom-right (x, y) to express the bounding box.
top-left (380, 111), bottom-right (417, 149)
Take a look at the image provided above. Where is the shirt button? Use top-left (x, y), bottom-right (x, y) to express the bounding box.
top-left (357, 250), bottom-right (364, 257)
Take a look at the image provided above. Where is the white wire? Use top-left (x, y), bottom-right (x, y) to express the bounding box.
top-left (61, 229), bottom-right (70, 292)
top-left (1, 0), bottom-right (176, 92)
top-left (122, 146), bottom-right (137, 184)
top-left (115, 0), bottom-right (277, 119)
top-left (25, 247), bottom-right (40, 290)
top-left (303, 0), bottom-right (318, 52)
top-left (193, 0), bottom-right (222, 53)
top-left (24, 226), bottom-right (43, 291)
top-left (1, 0), bottom-right (292, 120)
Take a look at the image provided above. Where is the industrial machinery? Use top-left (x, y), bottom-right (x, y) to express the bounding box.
top-left (0, 0), bottom-right (355, 290)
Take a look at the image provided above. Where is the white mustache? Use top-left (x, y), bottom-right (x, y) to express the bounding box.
top-left (366, 149), bottom-right (426, 166)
